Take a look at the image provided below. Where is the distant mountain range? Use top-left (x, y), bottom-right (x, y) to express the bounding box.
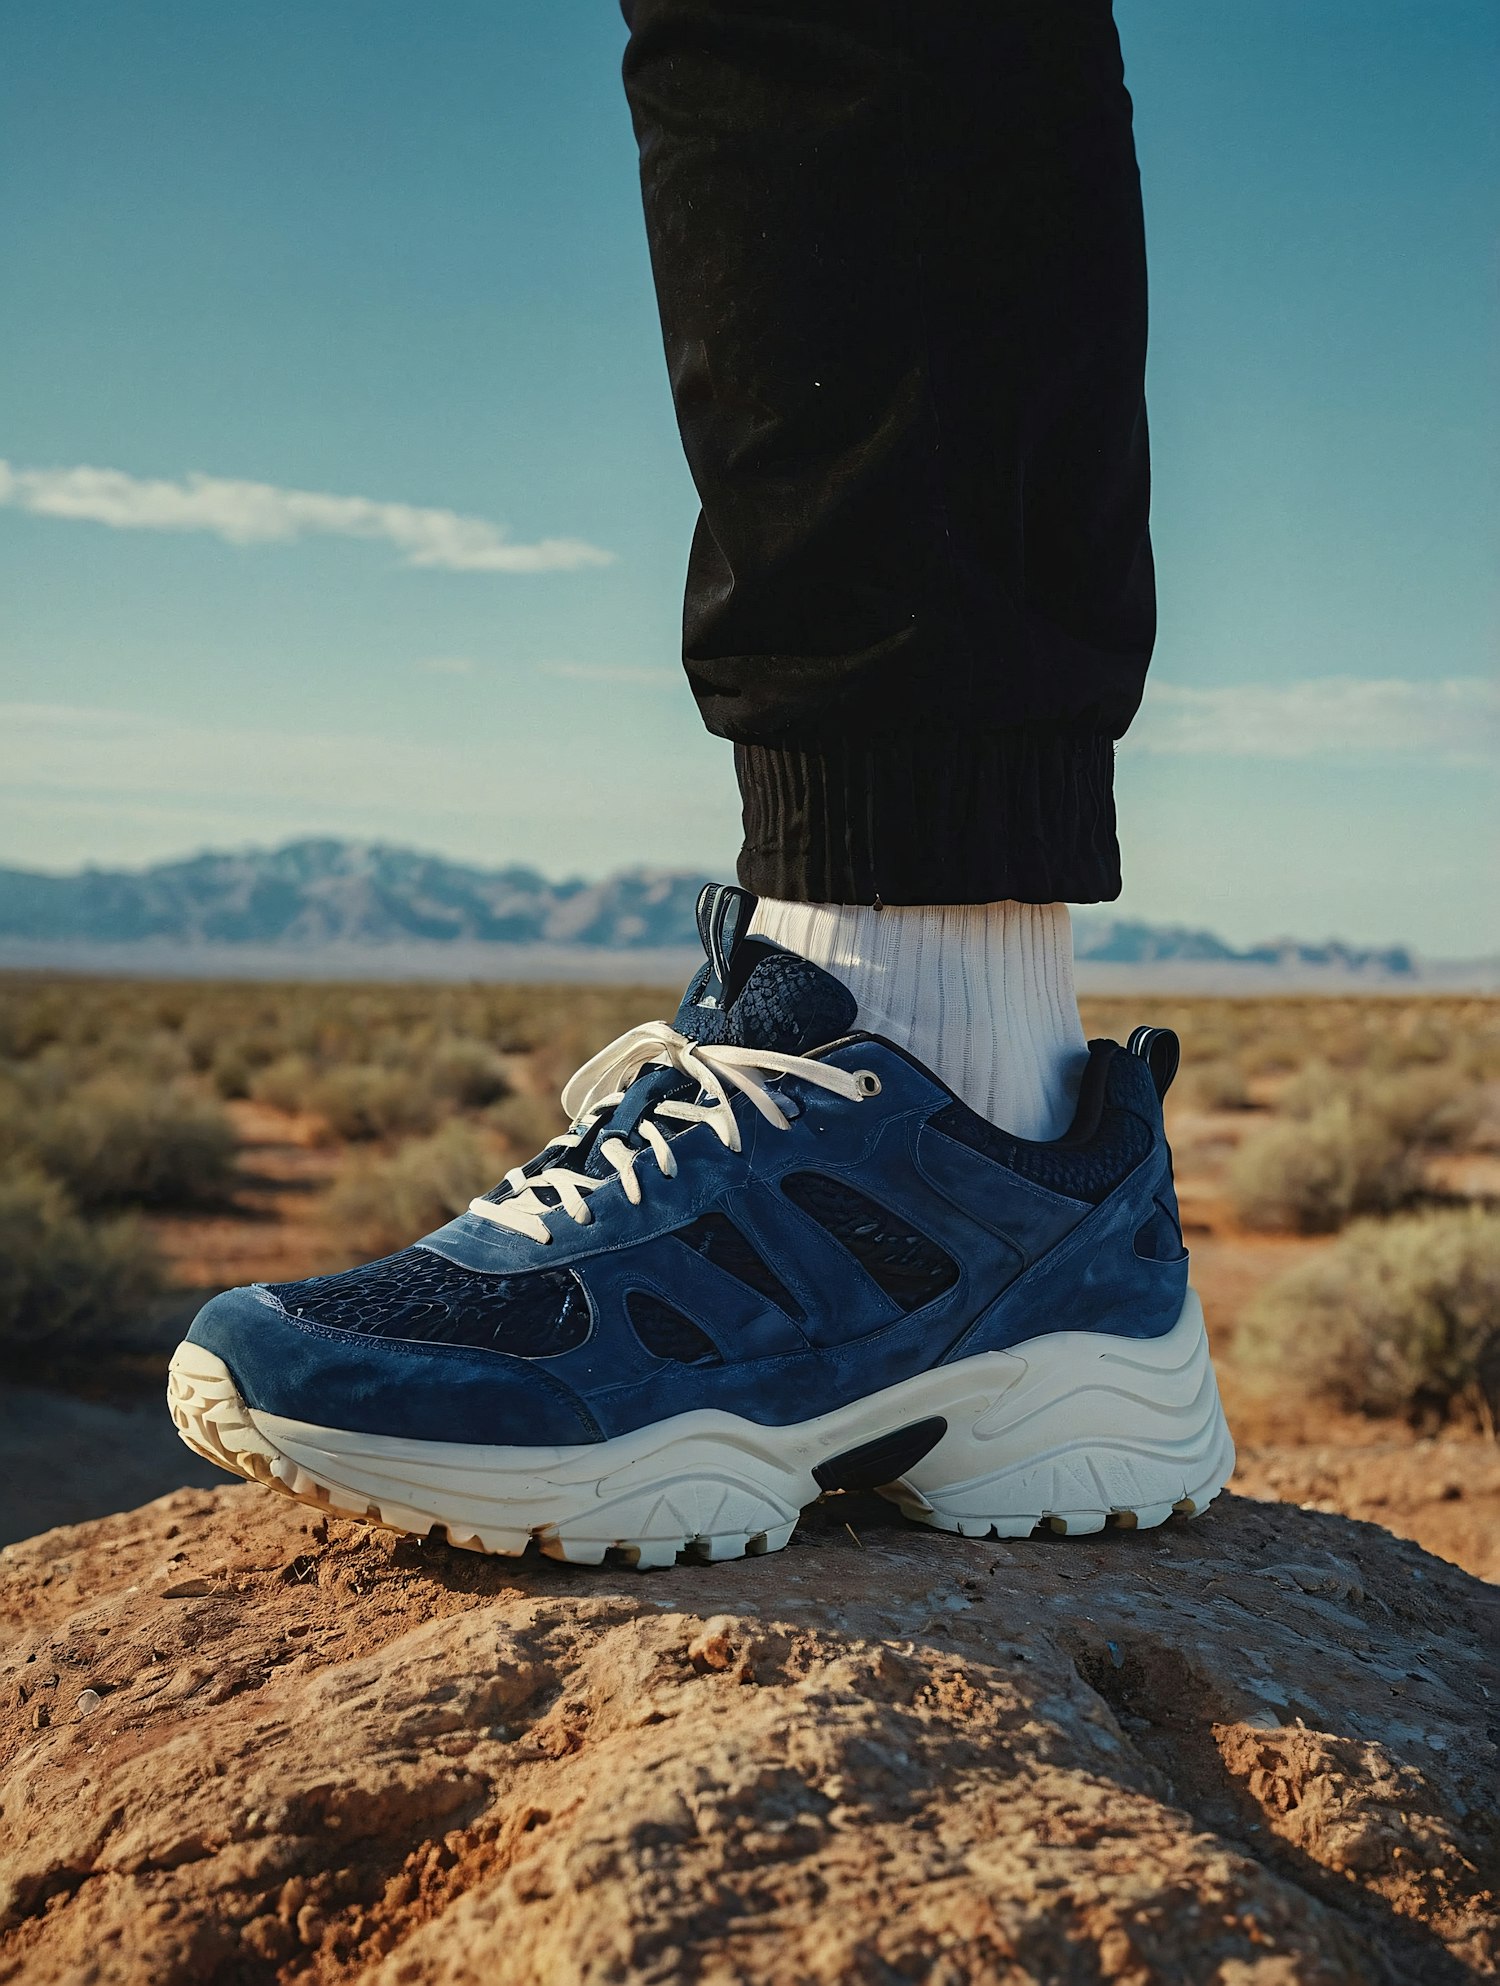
top-left (0, 841), bottom-right (1438, 986)
top-left (0, 840), bottom-right (704, 951)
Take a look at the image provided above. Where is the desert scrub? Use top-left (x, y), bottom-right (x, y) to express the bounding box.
top-left (429, 1038), bottom-right (512, 1109)
top-left (210, 1046), bottom-right (253, 1100)
top-left (489, 1090), bottom-right (567, 1155)
top-left (208, 1030), bottom-right (284, 1098)
top-left (1278, 1061), bottom-right (1482, 1152)
top-left (247, 1053), bottom-right (317, 1114)
top-left (524, 988), bottom-right (683, 1099)
top-left (1359, 1067), bottom-right (1484, 1151)
top-left (1185, 1057), bottom-right (1252, 1112)
top-left (329, 1122), bottom-right (503, 1256)
top-left (251, 1054), bottom-right (467, 1139)
top-left (0, 1162), bottom-right (162, 1363)
top-left (1238, 1205), bottom-right (1500, 1424)
top-left (1228, 1098), bottom-right (1423, 1233)
top-left (20, 1075), bottom-right (238, 1211)
top-left (308, 1065), bottom-right (441, 1142)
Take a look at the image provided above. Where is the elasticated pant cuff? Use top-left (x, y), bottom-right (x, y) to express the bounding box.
top-left (733, 731), bottom-right (1120, 907)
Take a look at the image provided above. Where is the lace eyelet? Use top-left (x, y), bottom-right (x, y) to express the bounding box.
top-left (855, 1070), bottom-right (882, 1098)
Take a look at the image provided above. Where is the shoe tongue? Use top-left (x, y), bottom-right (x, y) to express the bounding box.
top-left (574, 889), bottom-right (855, 1180)
top-left (673, 948), bottom-right (857, 1055)
top-left (672, 883), bottom-right (857, 1055)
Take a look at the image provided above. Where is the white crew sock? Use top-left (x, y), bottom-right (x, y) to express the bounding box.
top-left (749, 898), bottom-right (1089, 1140)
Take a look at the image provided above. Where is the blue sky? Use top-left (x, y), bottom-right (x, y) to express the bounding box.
top-left (1, 0), bottom-right (1494, 953)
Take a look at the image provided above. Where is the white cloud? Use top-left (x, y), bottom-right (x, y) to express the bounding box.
top-left (0, 458), bottom-right (614, 573)
top-left (543, 660), bottom-right (678, 687)
top-left (1129, 676), bottom-right (1498, 763)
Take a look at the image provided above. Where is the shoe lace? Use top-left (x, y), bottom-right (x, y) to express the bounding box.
top-left (466, 1019), bottom-right (877, 1245)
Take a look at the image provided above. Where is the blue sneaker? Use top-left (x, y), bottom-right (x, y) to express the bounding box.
top-left (169, 886), bottom-right (1234, 1567)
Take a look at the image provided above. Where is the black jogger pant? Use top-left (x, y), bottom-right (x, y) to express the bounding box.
top-left (620, 0), bottom-right (1154, 907)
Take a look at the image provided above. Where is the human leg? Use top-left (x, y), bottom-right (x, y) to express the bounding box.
top-left (621, 0), bottom-right (1151, 1125)
top-left (620, 0), bottom-right (1153, 899)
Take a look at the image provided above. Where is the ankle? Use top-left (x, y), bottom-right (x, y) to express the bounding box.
top-left (748, 898), bottom-right (1087, 1139)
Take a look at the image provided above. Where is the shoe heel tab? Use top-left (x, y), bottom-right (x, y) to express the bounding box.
top-left (695, 883), bottom-right (759, 994)
top-left (1126, 1026), bottom-right (1181, 1101)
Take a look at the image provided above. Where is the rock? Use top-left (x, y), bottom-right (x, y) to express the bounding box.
top-left (0, 1485), bottom-right (1495, 1984)
top-left (155, 1575), bottom-right (219, 1600)
top-left (686, 1615), bottom-right (754, 1679)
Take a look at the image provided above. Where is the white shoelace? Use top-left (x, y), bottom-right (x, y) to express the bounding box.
top-left (466, 1019), bottom-right (879, 1245)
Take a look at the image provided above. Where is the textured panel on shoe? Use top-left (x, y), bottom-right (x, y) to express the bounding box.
top-left (781, 1173), bottom-right (958, 1313)
top-left (670, 1212), bottom-right (805, 1320)
top-left (264, 1250), bottom-right (591, 1357)
top-left (626, 1290), bottom-right (722, 1366)
top-left (928, 1056), bottom-right (1155, 1205)
top-left (674, 951), bottom-right (857, 1055)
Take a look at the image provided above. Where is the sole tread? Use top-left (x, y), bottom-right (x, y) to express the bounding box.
top-left (166, 1295), bottom-right (1235, 1568)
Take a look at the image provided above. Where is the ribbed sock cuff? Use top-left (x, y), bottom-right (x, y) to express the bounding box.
top-left (748, 896), bottom-right (1088, 1137)
top-left (733, 730), bottom-right (1120, 906)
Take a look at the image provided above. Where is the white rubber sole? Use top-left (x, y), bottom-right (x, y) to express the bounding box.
top-left (167, 1288), bottom-right (1234, 1568)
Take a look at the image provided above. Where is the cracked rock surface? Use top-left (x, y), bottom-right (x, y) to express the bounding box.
top-left (0, 1485), bottom-right (1495, 1984)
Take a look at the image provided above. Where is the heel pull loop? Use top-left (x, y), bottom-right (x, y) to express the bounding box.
top-left (694, 884), bottom-right (759, 999)
top-left (1126, 1026), bottom-right (1181, 1101)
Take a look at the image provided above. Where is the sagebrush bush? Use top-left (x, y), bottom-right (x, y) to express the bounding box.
top-left (1240, 1027), bottom-right (1310, 1078)
top-left (1275, 1060), bottom-right (1341, 1120)
top-left (250, 1054), bottom-right (447, 1140)
top-left (211, 1047), bottom-right (253, 1100)
top-left (490, 1090), bottom-right (567, 1154)
top-left (329, 1123), bottom-right (502, 1255)
top-left (308, 1065), bottom-right (440, 1142)
top-left (248, 1054), bottom-right (317, 1114)
top-left (1238, 1206), bottom-right (1500, 1423)
top-left (22, 1076), bottom-right (237, 1211)
top-left (1186, 1057), bottom-right (1252, 1112)
top-left (429, 1038), bottom-right (512, 1109)
top-left (1359, 1067), bottom-right (1484, 1152)
top-left (1278, 1061), bottom-right (1482, 1152)
top-left (1228, 1099), bottom-right (1423, 1233)
top-left (0, 1163), bottom-right (162, 1361)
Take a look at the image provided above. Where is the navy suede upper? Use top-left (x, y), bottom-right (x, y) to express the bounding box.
top-left (187, 932), bottom-right (1188, 1446)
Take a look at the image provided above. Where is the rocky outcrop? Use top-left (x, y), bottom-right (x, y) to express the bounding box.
top-left (1, 1485), bottom-right (1495, 1984)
